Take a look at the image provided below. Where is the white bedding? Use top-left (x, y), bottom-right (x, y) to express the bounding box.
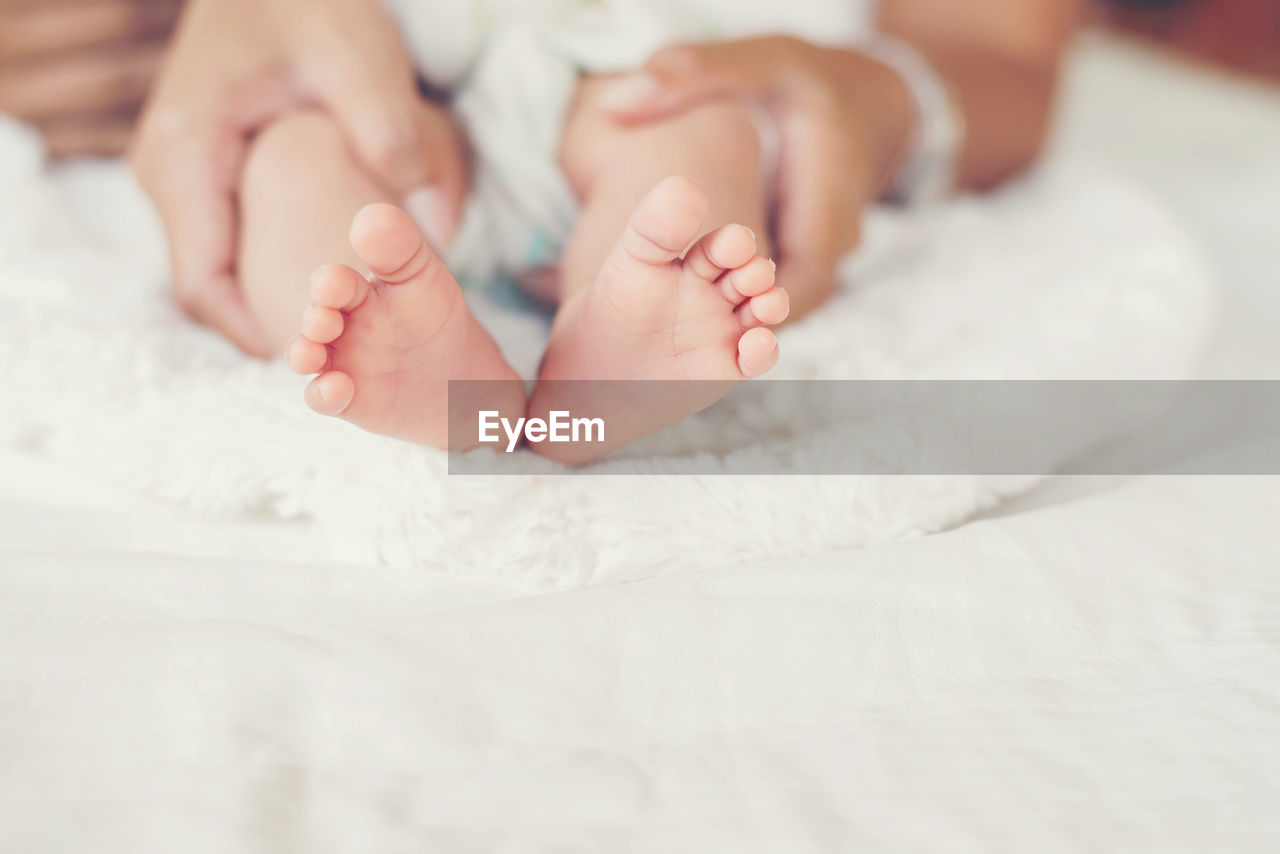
top-left (0, 127), bottom-right (1210, 585)
top-left (2, 33), bottom-right (1279, 852)
top-left (3, 458), bottom-right (1278, 852)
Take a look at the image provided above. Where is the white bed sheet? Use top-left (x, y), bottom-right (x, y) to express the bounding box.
top-left (1053, 33), bottom-right (1280, 378)
top-left (3, 33), bottom-right (1280, 852)
top-left (3, 453), bottom-right (1278, 852)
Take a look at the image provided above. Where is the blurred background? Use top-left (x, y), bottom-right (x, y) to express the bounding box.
top-left (1101, 0), bottom-right (1280, 78)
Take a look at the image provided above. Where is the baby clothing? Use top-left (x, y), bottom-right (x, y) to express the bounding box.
top-left (382, 0), bottom-right (875, 282)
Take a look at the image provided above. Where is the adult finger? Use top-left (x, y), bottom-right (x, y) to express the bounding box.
top-left (319, 61), bottom-right (434, 196)
top-left (324, 69), bottom-right (469, 248)
top-left (772, 113), bottom-right (862, 315)
top-left (182, 272), bottom-right (275, 358)
top-left (38, 112), bottom-right (135, 157)
top-left (131, 117), bottom-right (273, 357)
top-left (402, 103), bottom-right (471, 248)
top-left (0, 0), bottom-right (180, 62)
top-left (599, 37), bottom-right (804, 122)
top-left (318, 65), bottom-right (469, 245)
top-left (0, 41), bottom-right (164, 121)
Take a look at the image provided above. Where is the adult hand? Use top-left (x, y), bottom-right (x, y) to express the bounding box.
top-left (130, 0), bottom-right (467, 357)
top-left (0, 0), bottom-right (180, 156)
top-left (600, 38), bottom-right (914, 314)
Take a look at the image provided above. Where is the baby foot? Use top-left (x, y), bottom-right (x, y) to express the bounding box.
top-left (285, 203), bottom-right (524, 448)
top-left (530, 176), bottom-right (789, 462)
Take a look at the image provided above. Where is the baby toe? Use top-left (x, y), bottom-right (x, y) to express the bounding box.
top-left (310, 263), bottom-right (368, 310)
top-left (350, 203), bottom-right (431, 282)
top-left (737, 327), bottom-right (779, 379)
top-left (684, 223), bottom-right (758, 282)
top-left (719, 256), bottom-right (776, 304)
top-left (618, 176), bottom-right (711, 267)
top-left (712, 224), bottom-right (758, 267)
top-left (302, 305), bottom-right (344, 343)
top-left (738, 286), bottom-right (790, 328)
top-left (286, 336), bottom-right (329, 374)
top-left (304, 370), bottom-right (356, 415)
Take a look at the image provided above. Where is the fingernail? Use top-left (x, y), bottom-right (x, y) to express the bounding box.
top-left (598, 72), bottom-right (662, 112)
top-left (404, 186), bottom-right (454, 249)
top-left (768, 258), bottom-right (777, 272)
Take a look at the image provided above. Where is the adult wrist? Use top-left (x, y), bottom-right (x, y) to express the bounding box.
top-left (844, 47), bottom-right (917, 203)
top-left (857, 36), bottom-right (963, 206)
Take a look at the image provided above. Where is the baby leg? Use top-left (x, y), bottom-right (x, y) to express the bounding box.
top-left (239, 110), bottom-right (524, 448)
top-left (555, 76), bottom-right (774, 303)
top-left (526, 78), bottom-right (791, 463)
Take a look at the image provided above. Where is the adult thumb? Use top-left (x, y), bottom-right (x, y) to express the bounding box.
top-left (323, 63), bottom-right (430, 186)
top-left (599, 39), bottom-right (786, 123)
top-left (320, 70), bottom-right (465, 244)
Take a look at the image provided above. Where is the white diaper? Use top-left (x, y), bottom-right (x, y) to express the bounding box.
top-left (383, 0), bottom-right (874, 283)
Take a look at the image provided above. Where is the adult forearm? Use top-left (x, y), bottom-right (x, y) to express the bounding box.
top-left (921, 46), bottom-right (1059, 190)
top-left (0, 0), bottom-right (182, 156)
top-left (880, 0), bottom-right (1077, 192)
top-left (829, 38), bottom-right (1061, 203)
